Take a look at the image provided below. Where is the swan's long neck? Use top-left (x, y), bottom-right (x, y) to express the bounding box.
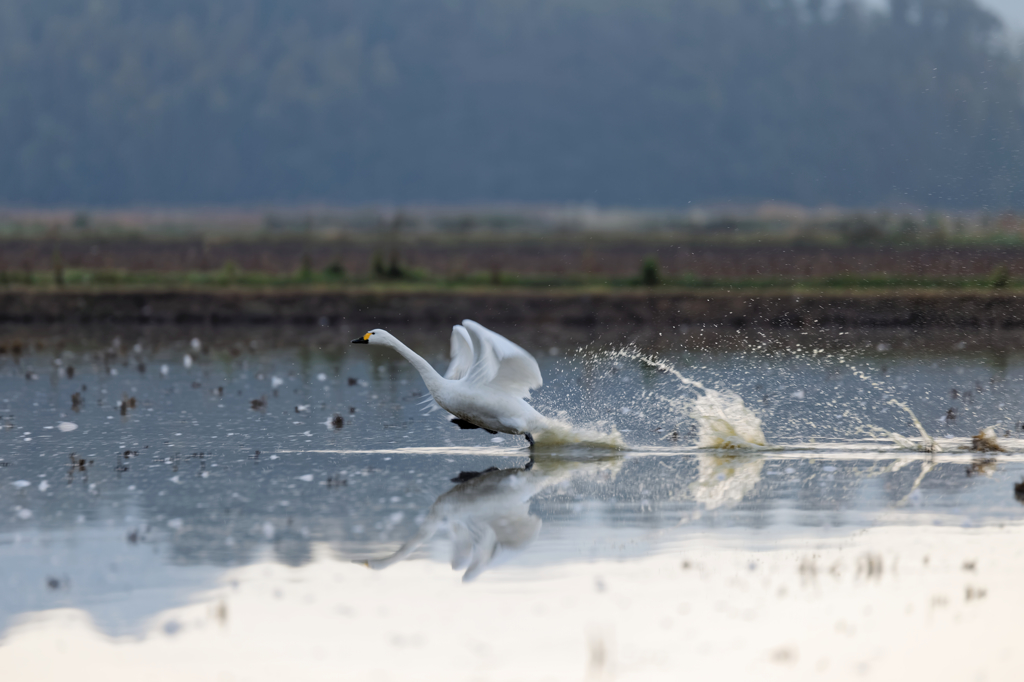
top-left (387, 337), bottom-right (445, 394)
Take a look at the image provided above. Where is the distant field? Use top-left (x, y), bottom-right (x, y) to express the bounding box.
top-left (1, 209), bottom-right (1022, 291)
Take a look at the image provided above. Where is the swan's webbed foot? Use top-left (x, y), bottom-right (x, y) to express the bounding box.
top-left (525, 432), bottom-right (535, 447)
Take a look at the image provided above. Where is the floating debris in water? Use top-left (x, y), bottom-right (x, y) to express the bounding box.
top-left (971, 427), bottom-right (1004, 452)
top-left (966, 458), bottom-right (997, 477)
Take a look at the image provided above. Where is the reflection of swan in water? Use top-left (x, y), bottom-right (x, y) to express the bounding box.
top-left (692, 453), bottom-right (764, 510)
top-left (355, 453), bottom-right (622, 581)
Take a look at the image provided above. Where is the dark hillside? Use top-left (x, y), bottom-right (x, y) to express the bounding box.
top-left (0, 0), bottom-right (1021, 207)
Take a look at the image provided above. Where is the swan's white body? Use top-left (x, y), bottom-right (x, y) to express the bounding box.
top-left (353, 320), bottom-right (551, 439)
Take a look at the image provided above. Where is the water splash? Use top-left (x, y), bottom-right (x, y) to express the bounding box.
top-left (605, 347), bottom-right (767, 449)
top-left (896, 459), bottom-right (937, 507)
top-left (886, 399), bottom-right (938, 453)
top-left (691, 392), bottom-right (767, 449)
top-left (534, 419), bottom-right (624, 448)
top-left (692, 454), bottom-right (765, 509)
top-left (831, 354), bottom-right (941, 452)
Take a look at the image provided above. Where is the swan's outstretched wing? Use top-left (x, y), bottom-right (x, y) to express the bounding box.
top-left (460, 320), bottom-right (542, 399)
top-left (444, 325), bottom-right (475, 380)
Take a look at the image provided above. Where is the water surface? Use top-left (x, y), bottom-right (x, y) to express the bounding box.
top-left (0, 324), bottom-right (1021, 681)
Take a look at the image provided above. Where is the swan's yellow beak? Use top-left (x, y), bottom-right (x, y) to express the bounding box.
top-left (351, 332), bottom-right (371, 344)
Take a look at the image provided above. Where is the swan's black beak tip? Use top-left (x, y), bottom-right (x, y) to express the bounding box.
top-left (351, 337), bottom-right (369, 344)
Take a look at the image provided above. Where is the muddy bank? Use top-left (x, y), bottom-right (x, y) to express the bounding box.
top-left (0, 289), bottom-right (1021, 328)
top-left (3, 238), bottom-right (1023, 280)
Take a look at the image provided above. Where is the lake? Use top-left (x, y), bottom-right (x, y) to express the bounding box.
top-left (0, 322), bottom-right (1021, 681)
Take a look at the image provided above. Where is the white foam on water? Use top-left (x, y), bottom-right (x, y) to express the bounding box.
top-left (533, 419), bottom-right (624, 449)
top-left (690, 391), bottom-right (767, 449)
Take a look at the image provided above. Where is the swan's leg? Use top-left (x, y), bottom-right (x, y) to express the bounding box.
top-left (525, 433), bottom-right (535, 447)
top-left (450, 466), bottom-right (499, 483)
top-left (450, 418), bottom-right (497, 434)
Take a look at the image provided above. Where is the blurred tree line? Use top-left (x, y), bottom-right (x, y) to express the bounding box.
top-left (0, 0), bottom-right (1020, 208)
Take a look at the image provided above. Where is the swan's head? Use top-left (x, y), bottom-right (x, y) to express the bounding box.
top-left (351, 329), bottom-right (394, 346)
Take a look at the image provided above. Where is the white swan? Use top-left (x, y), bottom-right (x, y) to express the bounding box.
top-left (352, 320), bottom-right (551, 444)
